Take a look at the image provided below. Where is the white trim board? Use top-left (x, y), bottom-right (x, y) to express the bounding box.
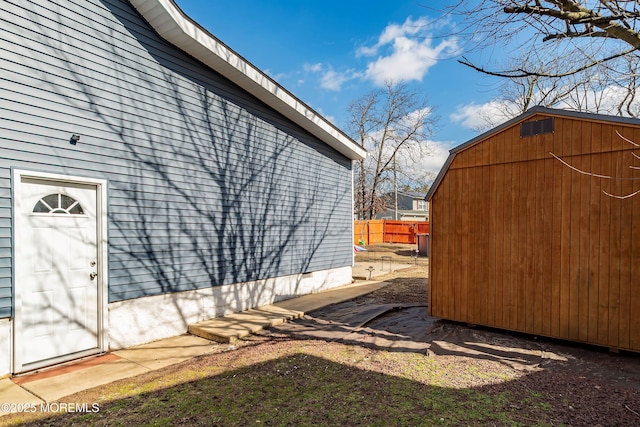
top-left (128, 0), bottom-right (366, 161)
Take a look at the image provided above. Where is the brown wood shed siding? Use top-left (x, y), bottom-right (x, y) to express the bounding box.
top-left (429, 113), bottom-right (640, 352)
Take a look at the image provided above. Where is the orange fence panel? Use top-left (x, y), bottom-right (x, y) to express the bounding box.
top-left (416, 223), bottom-right (430, 234)
top-left (354, 220), bottom-right (384, 245)
top-left (383, 220), bottom-right (415, 244)
top-left (354, 220), bottom-right (429, 245)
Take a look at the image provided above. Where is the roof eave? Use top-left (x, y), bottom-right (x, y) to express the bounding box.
top-left (129, 0), bottom-right (366, 161)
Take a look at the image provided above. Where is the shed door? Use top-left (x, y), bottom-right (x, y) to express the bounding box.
top-left (15, 178), bottom-right (100, 371)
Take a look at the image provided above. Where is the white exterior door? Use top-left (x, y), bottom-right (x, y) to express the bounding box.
top-left (14, 177), bottom-right (102, 371)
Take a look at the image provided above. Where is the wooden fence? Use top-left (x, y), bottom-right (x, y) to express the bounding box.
top-left (354, 220), bottom-right (429, 245)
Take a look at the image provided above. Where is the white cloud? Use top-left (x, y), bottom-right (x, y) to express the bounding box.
top-left (320, 69), bottom-right (351, 91)
top-left (304, 63), bottom-right (323, 73)
top-left (358, 17), bottom-right (429, 56)
top-left (319, 68), bottom-right (363, 91)
top-left (362, 107), bottom-right (451, 181)
top-left (400, 107), bottom-right (433, 127)
top-left (384, 138), bottom-right (451, 184)
top-left (367, 136), bottom-right (450, 187)
top-left (303, 62), bottom-right (359, 91)
top-left (356, 45), bottom-right (378, 57)
top-left (414, 139), bottom-right (451, 179)
top-left (450, 101), bottom-right (519, 132)
top-left (358, 17), bottom-right (459, 86)
top-left (302, 17), bottom-right (458, 92)
top-left (554, 85), bottom-right (640, 117)
top-left (451, 83), bottom-right (640, 134)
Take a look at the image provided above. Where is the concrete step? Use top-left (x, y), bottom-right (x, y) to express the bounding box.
top-left (188, 305), bottom-right (304, 343)
top-left (1, 281), bottom-right (390, 411)
top-left (188, 281), bottom-right (390, 343)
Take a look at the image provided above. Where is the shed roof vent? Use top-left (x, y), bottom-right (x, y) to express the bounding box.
top-left (520, 117), bottom-right (554, 138)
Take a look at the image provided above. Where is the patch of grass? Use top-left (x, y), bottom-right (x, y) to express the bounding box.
top-left (4, 342), bottom-right (544, 427)
top-left (522, 390), bottom-right (553, 412)
top-left (7, 261), bottom-right (611, 427)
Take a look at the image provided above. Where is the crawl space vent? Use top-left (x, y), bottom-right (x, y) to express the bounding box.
top-left (520, 117), bottom-right (554, 138)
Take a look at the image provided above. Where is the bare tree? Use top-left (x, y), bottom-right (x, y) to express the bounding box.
top-left (442, 1), bottom-right (640, 128)
top-left (347, 81), bottom-right (436, 219)
top-left (472, 51), bottom-right (640, 130)
top-left (612, 52), bottom-right (640, 116)
top-left (468, 53), bottom-right (577, 131)
top-left (446, 1), bottom-right (640, 78)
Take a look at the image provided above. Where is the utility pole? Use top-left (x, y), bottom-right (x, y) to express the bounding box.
top-left (393, 154), bottom-right (398, 220)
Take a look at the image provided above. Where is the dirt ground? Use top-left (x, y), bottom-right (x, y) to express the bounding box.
top-left (347, 245), bottom-right (640, 425)
top-left (7, 244), bottom-right (640, 426)
top-left (274, 264), bottom-right (640, 425)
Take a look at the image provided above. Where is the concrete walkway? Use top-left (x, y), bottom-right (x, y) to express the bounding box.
top-left (0, 277), bottom-right (392, 413)
top-left (352, 260), bottom-right (417, 280)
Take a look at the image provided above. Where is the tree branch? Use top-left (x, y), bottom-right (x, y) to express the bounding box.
top-left (504, 5), bottom-right (583, 22)
top-left (458, 48), bottom-right (636, 78)
top-left (543, 31), bottom-right (613, 42)
top-left (504, 1), bottom-right (640, 49)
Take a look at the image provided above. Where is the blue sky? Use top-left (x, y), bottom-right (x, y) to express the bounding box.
top-left (174, 0), bottom-right (506, 176)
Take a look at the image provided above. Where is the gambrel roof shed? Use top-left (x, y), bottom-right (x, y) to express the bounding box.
top-left (426, 107), bottom-right (640, 352)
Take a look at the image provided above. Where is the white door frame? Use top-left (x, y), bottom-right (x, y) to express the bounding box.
top-left (12, 169), bottom-right (109, 373)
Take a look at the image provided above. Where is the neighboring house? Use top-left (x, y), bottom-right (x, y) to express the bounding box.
top-left (375, 192), bottom-right (429, 221)
top-left (0, 0), bottom-right (366, 375)
top-left (426, 107), bottom-right (640, 352)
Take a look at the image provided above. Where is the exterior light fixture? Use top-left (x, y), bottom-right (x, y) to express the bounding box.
top-left (70, 134), bottom-right (80, 145)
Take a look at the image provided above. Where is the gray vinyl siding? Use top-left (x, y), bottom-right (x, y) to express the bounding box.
top-left (0, 0), bottom-right (353, 312)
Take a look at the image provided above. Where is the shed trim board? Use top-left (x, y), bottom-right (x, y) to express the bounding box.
top-left (427, 107), bottom-right (640, 352)
top-left (0, 0), bottom-right (360, 375)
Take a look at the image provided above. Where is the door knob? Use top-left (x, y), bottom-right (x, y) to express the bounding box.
top-left (90, 272), bottom-right (98, 280)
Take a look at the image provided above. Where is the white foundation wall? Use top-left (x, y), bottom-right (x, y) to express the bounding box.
top-left (108, 266), bottom-right (352, 350)
top-left (0, 319), bottom-right (11, 377)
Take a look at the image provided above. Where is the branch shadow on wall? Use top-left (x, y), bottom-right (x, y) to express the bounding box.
top-left (13, 0), bottom-right (353, 357)
top-left (101, 2), bottom-right (354, 347)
